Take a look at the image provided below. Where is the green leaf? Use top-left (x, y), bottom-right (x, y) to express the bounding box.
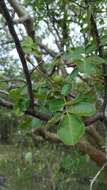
top-left (85, 42), bottom-right (96, 54)
top-left (64, 47), bottom-right (84, 62)
top-left (9, 88), bottom-right (28, 112)
top-left (46, 113), bottom-right (61, 128)
top-left (18, 118), bottom-right (32, 129)
top-left (21, 36), bottom-right (41, 57)
top-left (57, 113), bottom-right (85, 145)
top-left (101, 35), bottom-right (107, 46)
top-left (71, 91), bottom-right (95, 104)
top-left (35, 87), bottom-right (48, 100)
top-left (86, 56), bottom-right (105, 65)
top-left (52, 74), bottom-right (64, 83)
top-left (71, 93), bottom-right (88, 104)
top-left (18, 117), bottom-right (42, 129)
top-left (61, 84), bottom-right (71, 96)
top-left (49, 99), bottom-right (65, 112)
top-left (9, 88), bottom-right (21, 102)
top-left (69, 67), bottom-right (78, 79)
top-left (78, 60), bottom-right (97, 74)
top-left (31, 118), bottom-right (42, 128)
top-left (68, 102), bottom-right (96, 116)
top-left (17, 98), bottom-right (28, 112)
top-left (43, 62), bottom-right (55, 74)
top-left (78, 56), bottom-right (105, 74)
top-left (65, 68), bottom-right (78, 82)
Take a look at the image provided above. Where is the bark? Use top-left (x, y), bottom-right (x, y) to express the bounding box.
top-left (0, 0), bottom-right (34, 110)
top-left (34, 128), bottom-right (107, 189)
top-left (33, 127), bottom-right (106, 166)
top-left (78, 140), bottom-right (106, 166)
top-left (86, 125), bottom-right (102, 146)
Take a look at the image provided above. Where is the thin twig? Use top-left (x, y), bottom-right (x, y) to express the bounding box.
top-left (90, 162), bottom-right (107, 190)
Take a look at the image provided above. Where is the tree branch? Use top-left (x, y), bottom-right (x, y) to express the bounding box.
top-left (0, 98), bottom-right (13, 109)
top-left (0, 97), bottom-right (50, 121)
top-left (0, 89), bottom-right (9, 95)
top-left (33, 127), bottom-right (106, 167)
top-left (88, 3), bottom-right (107, 130)
top-left (9, 0), bottom-right (58, 59)
top-left (0, 94), bottom-right (103, 127)
top-left (84, 112), bottom-right (103, 126)
top-left (8, 0), bottom-right (35, 40)
top-left (90, 14), bottom-right (103, 57)
top-left (0, 0), bottom-right (34, 111)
